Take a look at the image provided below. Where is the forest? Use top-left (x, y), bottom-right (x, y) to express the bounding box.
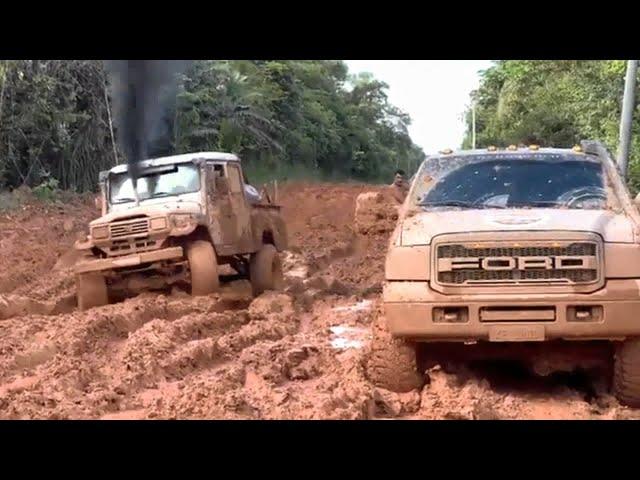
top-left (5, 60), bottom-right (637, 196)
top-left (463, 60), bottom-right (640, 191)
top-left (0, 60), bottom-right (425, 193)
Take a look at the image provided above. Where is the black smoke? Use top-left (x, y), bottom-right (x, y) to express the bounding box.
top-left (104, 60), bottom-right (192, 187)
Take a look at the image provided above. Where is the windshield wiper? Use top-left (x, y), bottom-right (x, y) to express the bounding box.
top-left (112, 197), bottom-right (136, 204)
top-left (508, 201), bottom-right (564, 208)
top-left (418, 200), bottom-right (505, 209)
top-left (149, 192), bottom-right (174, 198)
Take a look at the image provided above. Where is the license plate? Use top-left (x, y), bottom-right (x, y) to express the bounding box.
top-left (113, 255), bottom-right (141, 267)
top-left (489, 325), bottom-right (545, 342)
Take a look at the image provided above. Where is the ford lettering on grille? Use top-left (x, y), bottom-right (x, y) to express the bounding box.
top-left (436, 242), bottom-right (599, 286)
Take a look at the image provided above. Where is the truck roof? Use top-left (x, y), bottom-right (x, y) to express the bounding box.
top-left (107, 152), bottom-right (240, 175)
top-left (427, 146), bottom-right (598, 161)
top-left (424, 147), bottom-right (601, 163)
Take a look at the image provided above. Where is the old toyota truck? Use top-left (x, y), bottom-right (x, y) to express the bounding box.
top-left (368, 141), bottom-right (640, 407)
top-left (74, 152), bottom-right (287, 310)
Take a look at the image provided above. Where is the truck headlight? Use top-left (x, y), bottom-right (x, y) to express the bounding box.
top-left (171, 214), bottom-right (194, 228)
top-left (150, 217), bottom-right (168, 230)
top-left (605, 243), bottom-right (640, 278)
top-left (91, 225), bottom-right (109, 239)
top-left (385, 246), bottom-right (430, 280)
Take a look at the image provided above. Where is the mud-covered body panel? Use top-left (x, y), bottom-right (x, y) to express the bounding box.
top-left (91, 199), bottom-right (202, 224)
top-left (400, 209), bottom-right (635, 246)
top-left (384, 279), bottom-right (640, 340)
top-left (250, 207), bottom-right (288, 252)
top-left (384, 143), bottom-right (640, 343)
top-left (75, 247), bottom-right (184, 274)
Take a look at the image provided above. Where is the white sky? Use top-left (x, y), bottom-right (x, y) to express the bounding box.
top-left (345, 60), bottom-right (494, 154)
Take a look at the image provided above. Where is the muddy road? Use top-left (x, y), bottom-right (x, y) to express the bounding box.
top-left (0, 183), bottom-right (638, 419)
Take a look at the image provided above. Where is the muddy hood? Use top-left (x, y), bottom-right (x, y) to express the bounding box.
top-left (91, 201), bottom-right (202, 226)
top-left (400, 209), bottom-right (637, 245)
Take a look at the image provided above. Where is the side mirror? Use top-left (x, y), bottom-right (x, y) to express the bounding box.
top-left (94, 196), bottom-right (102, 210)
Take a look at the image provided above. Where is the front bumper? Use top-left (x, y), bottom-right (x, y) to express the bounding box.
top-left (383, 279), bottom-right (640, 341)
top-left (74, 247), bottom-right (184, 274)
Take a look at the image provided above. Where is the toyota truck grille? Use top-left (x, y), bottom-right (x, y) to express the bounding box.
top-left (436, 242), bottom-right (599, 286)
top-left (109, 219), bottom-right (149, 238)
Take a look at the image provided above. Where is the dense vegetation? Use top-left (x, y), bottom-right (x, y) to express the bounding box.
top-left (0, 60), bottom-right (424, 193)
top-left (463, 60), bottom-right (640, 191)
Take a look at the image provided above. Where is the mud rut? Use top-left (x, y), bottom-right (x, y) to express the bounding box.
top-left (0, 183), bottom-right (639, 419)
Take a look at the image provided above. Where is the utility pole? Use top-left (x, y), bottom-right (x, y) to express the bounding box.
top-left (472, 102), bottom-right (477, 149)
top-left (618, 60), bottom-right (638, 180)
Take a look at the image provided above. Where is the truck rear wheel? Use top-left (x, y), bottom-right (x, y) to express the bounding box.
top-left (250, 244), bottom-right (284, 296)
top-left (613, 338), bottom-right (640, 407)
top-left (186, 240), bottom-right (219, 296)
top-left (77, 273), bottom-right (109, 311)
top-left (367, 311), bottom-right (424, 392)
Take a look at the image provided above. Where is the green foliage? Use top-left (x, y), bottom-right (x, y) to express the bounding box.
top-left (174, 60), bottom-right (424, 182)
top-left (0, 60), bottom-right (116, 193)
top-left (0, 60), bottom-right (423, 193)
top-left (32, 176), bottom-right (60, 201)
top-left (463, 60), bottom-right (640, 191)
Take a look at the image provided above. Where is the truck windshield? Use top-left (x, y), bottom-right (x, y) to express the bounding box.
top-left (109, 163), bottom-right (200, 204)
top-left (413, 155), bottom-right (608, 210)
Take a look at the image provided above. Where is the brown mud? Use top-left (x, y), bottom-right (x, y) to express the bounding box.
top-left (0, 182), bottom-right (638, 419)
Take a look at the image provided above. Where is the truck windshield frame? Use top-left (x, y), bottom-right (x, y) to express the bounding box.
top-left (108, 163), bottom-right (201, 205)
top-left (412, 153), bottom-right (609, 211)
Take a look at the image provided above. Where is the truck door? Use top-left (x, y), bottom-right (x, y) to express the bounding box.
top-left (204, 163), bottom-right (235, 246)
top-left (225, 163), bottom-right (252, 248)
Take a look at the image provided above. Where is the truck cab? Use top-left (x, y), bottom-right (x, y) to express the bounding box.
top-left (75, 152), bottom-right (287, 310)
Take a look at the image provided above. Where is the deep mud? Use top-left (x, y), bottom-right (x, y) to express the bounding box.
top-left (1, 182), bottom-right (639, 419)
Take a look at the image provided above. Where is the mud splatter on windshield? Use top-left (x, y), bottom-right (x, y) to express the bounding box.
top-left (410, 153), bottom-right (607, 211)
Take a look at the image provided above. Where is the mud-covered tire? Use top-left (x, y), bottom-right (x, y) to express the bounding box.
top-left (186, 240), bottom-right (219, 296)
top-left (366, 312), bottom-right (424, 392)
top-left (76, 273), bottom-right (109, 311)
top-left (249, 244), bottom-right (284, 296)
top-left (613, 338), bottom-right (640, 407)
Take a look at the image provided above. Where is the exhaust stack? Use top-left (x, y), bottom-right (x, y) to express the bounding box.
top-left (104, 60), bottom-right (192, 202)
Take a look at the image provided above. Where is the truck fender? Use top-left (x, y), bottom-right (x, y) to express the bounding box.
top-left (251, 211), bottom-right (288, 251)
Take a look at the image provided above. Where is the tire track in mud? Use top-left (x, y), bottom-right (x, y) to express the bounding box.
top-left (0, 183), bottom-right (380, 419)
top-left (2, 182), bottom-right (640, 419)
top-left (0, 292), bottom-right (288, 418)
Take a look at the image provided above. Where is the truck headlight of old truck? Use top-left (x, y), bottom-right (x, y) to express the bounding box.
top-left (91, 225), bottom-right (109, 239)
top-left (149, 217), bottom-right (168, 230)
top-left (170, 213), bottom-right (195, 229)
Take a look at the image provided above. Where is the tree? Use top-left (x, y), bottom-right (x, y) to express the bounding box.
top-left (0, 60), bottom-right (425, 193)
top-left (0, 60), bottom-right (115, 192)
top-left (462, 60), bottom-right (640, 190)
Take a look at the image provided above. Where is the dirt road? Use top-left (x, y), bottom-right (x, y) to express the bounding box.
top-left (0, 183), bottom-right (638, 419)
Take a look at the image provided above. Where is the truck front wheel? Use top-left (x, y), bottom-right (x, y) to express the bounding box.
top-left (613, 338), bottom-right (640, 407)
top-left (250, 244), bottom-right (284, 296)
top-left (366, 311), bottom-right (424, 392)
top-left (77, 273), bottom-right (109, 311)
top-left (186, 240), bottom-right (220, 296)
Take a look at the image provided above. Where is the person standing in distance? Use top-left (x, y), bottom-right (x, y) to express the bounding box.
top-left (389, 168), bottom-right (409, 204)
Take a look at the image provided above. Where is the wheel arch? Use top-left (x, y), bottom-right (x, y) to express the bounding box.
top-left (251, 211), bottom-right (288, 251)
top-left (178, 225), bottom-right (218, 254)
